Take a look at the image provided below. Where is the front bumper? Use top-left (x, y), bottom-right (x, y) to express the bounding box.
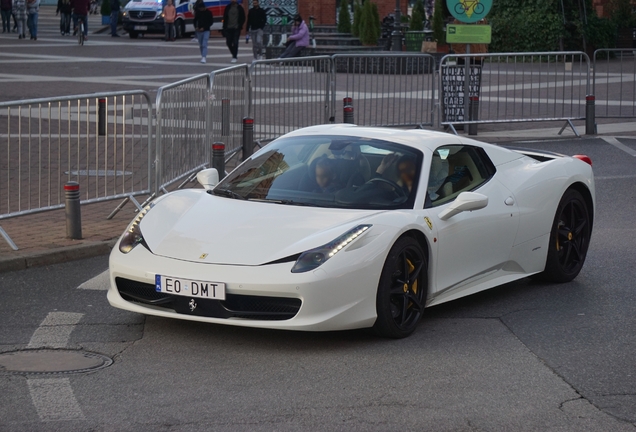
top-left (107, 240), bottom-right (385, 332)
top-left (122, 19), bottom-right (165, 33)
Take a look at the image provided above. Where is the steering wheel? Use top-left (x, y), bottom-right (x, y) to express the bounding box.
top-left (366, 177), bottom-right (407, 198)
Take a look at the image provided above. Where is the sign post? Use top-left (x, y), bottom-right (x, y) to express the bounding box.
top-left (444, 0), bottom-right (492, 133)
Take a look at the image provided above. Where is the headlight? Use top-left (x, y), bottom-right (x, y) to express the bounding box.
top-left (119, 204), bottom-right (153, 254)
top-left (291, 225), bottom-right (371, 273)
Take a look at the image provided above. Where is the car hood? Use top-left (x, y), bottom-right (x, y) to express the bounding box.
top-left (140, 189), bottom-right (383, 266)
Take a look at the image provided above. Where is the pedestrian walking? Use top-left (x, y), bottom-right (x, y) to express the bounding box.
top-left (245, 0), bottom-right (266, 61)
top-left (56, 0), bottom-right (71, 35)
top-left (25, 0), bottom-right (37, 39)
top-left (163, 0), bottom-right (175, 41)
top-left (109, 0), bottom-right (119, 37)
top-left (13, 0), bottom-right (25, 38)
top-left (278, 14), bottom-right (309, 59)
top-left (1, 0), bottom-right (11, 33)
top-left (193, 0), bottom-right (212, 63)
top-left (222, 0), bottom-right (245, 63)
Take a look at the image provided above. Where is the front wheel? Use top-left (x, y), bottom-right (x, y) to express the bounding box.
top-left (538, 189), bottom-right (591, 283)
top-left (373, 237), bottom-right (427, 339)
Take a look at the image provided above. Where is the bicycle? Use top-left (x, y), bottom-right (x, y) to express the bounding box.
top-left (74, 14), bottom-right (87, 45)
top-left (454, 0), bottom-right (484, 16)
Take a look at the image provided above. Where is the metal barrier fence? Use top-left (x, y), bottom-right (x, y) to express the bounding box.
top-left (439, 52), bottom-right (591, 136)
top-left (593, 49), bottom-right (636, 118)
top-left (209, 65), bottom-right (249, 159)
top-left (0, 90), bottom-right (152, 248)
top-left (155, 73), bottom-right (210, 195)
top-left (332, 53), bottom-right (436, 127)
top-left (249, 56), bottom-right (333, 143)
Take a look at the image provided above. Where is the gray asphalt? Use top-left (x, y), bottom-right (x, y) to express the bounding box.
top-left (0, 137), bottom-right (635, 431)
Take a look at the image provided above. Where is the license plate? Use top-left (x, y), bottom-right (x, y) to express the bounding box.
top-left (134, 25), bottom-right (147, 30)
top-left (155, 275), bottom-right (225, 300)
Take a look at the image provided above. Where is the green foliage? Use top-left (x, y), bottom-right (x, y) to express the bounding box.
top-left (352, 0), bottom-right (362, 37)
top-left (101, 0), bottom-right (111, 16)
top-left (585, 14), bottom-right (617, 49)
top-left (432, 0), bottom-right (445, 44)
top-left (338, 0), bottom-right (352, 34)
top-left (609, 0), bottom-right (636, 29)
top-left (410, 0), bottom-right (425, 31)
top-left (488, 0), bottom-right (622, 51)
top-left (359, 1), bottom-right (381, 45)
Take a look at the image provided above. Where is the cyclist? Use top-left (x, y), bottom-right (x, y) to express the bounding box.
top-left (70, 0), bottom-right (89, 40)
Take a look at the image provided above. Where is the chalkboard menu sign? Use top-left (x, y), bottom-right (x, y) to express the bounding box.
top-left (441, 65), bottom-right (482, 123)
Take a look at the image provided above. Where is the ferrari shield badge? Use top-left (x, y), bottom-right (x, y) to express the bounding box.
top-left (424, 217), bottom-right (433, 230)
top-left (199, 253), bottom-right (208, 260)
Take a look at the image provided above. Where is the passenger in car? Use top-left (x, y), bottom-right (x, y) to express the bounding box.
top-left (314, 158), bottom-right (341, 193)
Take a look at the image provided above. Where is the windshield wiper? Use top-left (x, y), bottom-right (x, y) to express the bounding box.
top-left (248, 198), bottom-right (319, 207)
top-left (209, 188), bottom-right (246, 200)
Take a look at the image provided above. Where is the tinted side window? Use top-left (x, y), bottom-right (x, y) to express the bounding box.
top-left (425, 145), bottom-right (496, 208)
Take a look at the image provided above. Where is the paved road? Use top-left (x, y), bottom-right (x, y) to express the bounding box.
top-left (0, 137), bottom-right (634, 431)
top-left (0, 6), bottom-right (255, 102)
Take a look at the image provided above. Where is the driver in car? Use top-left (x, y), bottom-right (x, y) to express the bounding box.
top-left (375, 153), bottom-right (416, 194)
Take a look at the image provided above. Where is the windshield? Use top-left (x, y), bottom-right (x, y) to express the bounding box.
top-left (215, 135), bottom-right (423, 210)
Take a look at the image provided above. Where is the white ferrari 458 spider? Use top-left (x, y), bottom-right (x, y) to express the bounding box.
top-left (108, 125), bottom-right (595, 338)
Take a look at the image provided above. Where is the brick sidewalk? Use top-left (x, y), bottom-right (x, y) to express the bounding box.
top-left (0, 196), bottom-right (142, 264)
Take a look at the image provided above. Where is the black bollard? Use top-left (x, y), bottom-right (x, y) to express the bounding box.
top-left (343, 105), bottom-right (354, 124)
top-left (221, 98), bottom-right (230, 137)
top-left (586, 95), bottom-right (596, 135)
top-left (212, 142), bottom-right (226, 180)
top-left (98, 98), bottom-right (106, 136)
top-left (241, 117), bottom-right (254, 161)
top-left (468, 96), bottom-right (479, 136)
top-left (64, 182), bottom-right (82, 239)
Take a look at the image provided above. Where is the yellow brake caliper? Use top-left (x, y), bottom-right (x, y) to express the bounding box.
top-left (404, 259), bottom-right (418, 308)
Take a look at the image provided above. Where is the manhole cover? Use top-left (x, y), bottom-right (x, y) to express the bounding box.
top-left (0, 349), bottom-right (113, 375)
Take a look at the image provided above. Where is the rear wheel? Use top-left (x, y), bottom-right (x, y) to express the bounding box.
top-left (538, 189), bottom-right (591, 283)
top-left (128, 30), bottom-right (138, 39)
top-left (373, 237), bottom-right (427, 339)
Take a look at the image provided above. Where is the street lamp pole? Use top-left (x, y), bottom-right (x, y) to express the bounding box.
top-left (392, 0), bottom-right (402, 51)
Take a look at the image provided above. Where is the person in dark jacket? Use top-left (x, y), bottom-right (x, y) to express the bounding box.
top-left (109, 0), bottom-right (119, 37)
top-left (222, 0), bottom-right (245, 63)
top-left (70, 0), bottom-right (90, 38)
top-left (193, 0), bottom-right (213, 63)
top-left (245, 0), bottom-right (266, 60)
top-left (56, 0), bottom-right (71, 34)
top-left (1, 0), bottom-right (12, 33)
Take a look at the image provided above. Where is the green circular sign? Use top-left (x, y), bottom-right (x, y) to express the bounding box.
top-left (447, 0), bottom-right (492, 23)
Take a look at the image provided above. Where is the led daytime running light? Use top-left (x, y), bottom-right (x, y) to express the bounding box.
top-left (291, 224), bottom-right (372, 273)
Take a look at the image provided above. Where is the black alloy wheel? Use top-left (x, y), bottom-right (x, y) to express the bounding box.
top-left (539, 188), bottom-right (591, 283)
top-left (373, 237), bottom-right (427, 338)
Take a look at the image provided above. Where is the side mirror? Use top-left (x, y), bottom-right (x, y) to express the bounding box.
top-left (438, 192), bottom-right (488, 221)
top-left (196, 168), bottom-right (219, 190)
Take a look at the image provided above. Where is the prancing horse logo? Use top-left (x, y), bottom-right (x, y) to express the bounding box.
top-left (189, 299), bottom-right (197, 311)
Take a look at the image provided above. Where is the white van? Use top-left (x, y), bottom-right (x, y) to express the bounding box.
top-left (122, 0), bottom-right (241, 39)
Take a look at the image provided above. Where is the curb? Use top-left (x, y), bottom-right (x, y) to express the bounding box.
top-left (0, 239), bottom-right (117, 274)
